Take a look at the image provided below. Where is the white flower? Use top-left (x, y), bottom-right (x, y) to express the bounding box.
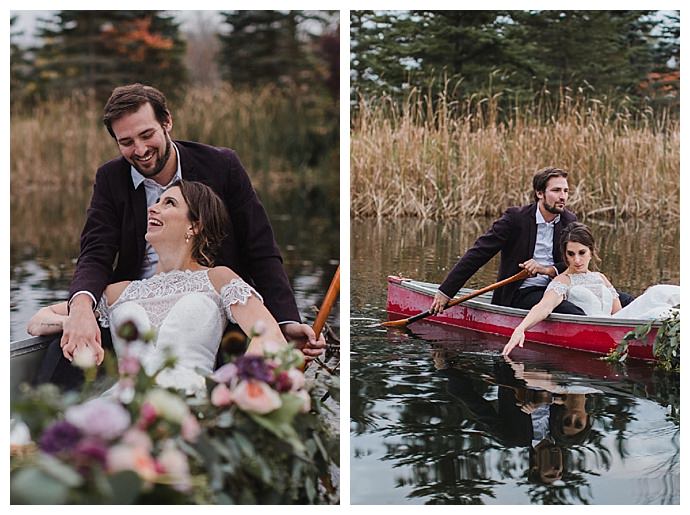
top-left (72, 345), bottom-right (97, 369)
top-left (10, 420), bottom-right (31, 446)
top-left (252, 320), bottom-right (267, 336)
top-left (295, 389), bottom-right (311, 413)
top-left (144, 388), bottom-right (190, 424)
top-left (65, 398), bottom-right (131, 440)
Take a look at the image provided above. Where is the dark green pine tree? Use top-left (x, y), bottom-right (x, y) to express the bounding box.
top-left (10, 15), bottom-right (35, 107)
top-left (32, 11), bottom-right (186, 102)
top-left (506, 10), bottom-right (658, 95)
top-left (218, 10), bottom-right (308, 88)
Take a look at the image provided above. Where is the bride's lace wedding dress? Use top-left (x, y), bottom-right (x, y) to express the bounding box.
top-left (97, 269), bottom-right (261, 395)
top-left (545, 272), bottom-right (679, 320)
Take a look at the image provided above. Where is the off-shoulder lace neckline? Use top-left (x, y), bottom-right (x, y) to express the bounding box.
top-left (108, 268), bottom-right (212, 308)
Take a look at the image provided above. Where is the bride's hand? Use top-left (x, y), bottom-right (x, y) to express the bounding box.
top-left (502, 328), bottom-right (525, 357)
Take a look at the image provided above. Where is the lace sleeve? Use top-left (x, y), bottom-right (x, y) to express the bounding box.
top-left (600, 273), bottom-right (620, 299)
top-left (545, 280), bottom-right (569, 300)
top-left (220, 278), bottom-right (264, 324)
top-left (95, 294), bottom-right (110, 328)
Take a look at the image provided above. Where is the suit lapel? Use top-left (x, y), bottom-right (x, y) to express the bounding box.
top-left (176, 141), bottom-right (199, 181)
top-left (527, 204), bottom-right (537, 257)
top-left (129, 179), bottom-right (148, 260)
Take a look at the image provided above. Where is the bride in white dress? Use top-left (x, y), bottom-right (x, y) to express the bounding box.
top-left (503, 222), bottom-right (679, 357)
top-left (28, 180), bottom-right (292, 394)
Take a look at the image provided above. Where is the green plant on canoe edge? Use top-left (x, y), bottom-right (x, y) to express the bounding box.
top-left (604, 306), bottom-right (680, 371)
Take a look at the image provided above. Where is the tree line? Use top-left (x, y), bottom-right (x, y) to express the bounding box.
top-left (10, 10), bottom-right (339, 106)
top-left (350, 10), bottom-right (679, 111)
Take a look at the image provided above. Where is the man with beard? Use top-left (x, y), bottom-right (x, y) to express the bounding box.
top-left (39, 83), bottom-right (323, 385)
top-left (429, 168), bottom-right (588, 315)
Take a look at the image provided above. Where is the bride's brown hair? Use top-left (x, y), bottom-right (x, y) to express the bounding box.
top-left (560, 222), bottom-right (601, 270)
top-left (168, 179), bottom-right (228, 267)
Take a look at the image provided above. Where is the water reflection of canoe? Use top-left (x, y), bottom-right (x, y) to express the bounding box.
top-left (387, 276), bottom-right (658, 361)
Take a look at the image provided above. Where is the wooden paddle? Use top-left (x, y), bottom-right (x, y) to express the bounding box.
top-left (313, 266), bottom-right (340, 338)
top-left (382, 268), bottom-right (530, 328)
top-left (302, 266), bottom-right (340, 371)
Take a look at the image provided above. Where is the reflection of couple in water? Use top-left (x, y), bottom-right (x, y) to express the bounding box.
top-left (433, 350), bottom-right (597, 485)
top-left (28, 83), bottom-right (325, 393)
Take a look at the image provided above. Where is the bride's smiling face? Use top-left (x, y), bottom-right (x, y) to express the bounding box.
top-left (565, 241), bottom-right (592, 273)
top-left (145, 186), bottom-right (192, 245)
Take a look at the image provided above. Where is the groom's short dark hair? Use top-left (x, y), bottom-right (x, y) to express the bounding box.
top-left (103, 83), bottom-right (171, 138)
top-left (533, 167), bottom-right (568, 202)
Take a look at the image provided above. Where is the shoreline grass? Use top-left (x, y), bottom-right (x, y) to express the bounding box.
top-left (11, 85), bottom-right (338, 197)
top-left (351, 86), bottom-right (679, 219)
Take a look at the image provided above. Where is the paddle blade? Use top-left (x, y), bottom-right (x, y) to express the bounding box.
top-left (381, 318), bottom-right (411, 328)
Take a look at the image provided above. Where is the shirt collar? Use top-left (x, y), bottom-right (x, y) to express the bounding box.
top-left (130, 141), bottom-right (182, 189)
top-left (535, 205), bottom-right (560, 226)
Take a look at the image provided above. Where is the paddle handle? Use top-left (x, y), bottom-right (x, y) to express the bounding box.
top-left (445, 268), bottom-right (530, 309)
top-left (383, 268), bottom-right (530, 327)
top-left (312, 266), bottom-right (340, 338)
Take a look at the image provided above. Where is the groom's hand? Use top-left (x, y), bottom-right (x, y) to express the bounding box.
top-left (281, 323), bottom-right (326, 362)
top-left (60, 295), bottom-right (104, 365)
top-left (519, 259), bottom-right (555, 277)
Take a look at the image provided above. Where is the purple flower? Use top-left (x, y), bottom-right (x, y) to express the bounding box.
top-left (39, 420), bottom-right (83, 454)
top-left (72, 437), bottom-right (109, 473)
top-left (274, 371), bottom-right (293, 393)
top-left (235, 355), bottom-right (273, 383)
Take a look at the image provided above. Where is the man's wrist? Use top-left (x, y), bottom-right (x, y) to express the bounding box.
top-left (68, 292), bottom-right (96, 314)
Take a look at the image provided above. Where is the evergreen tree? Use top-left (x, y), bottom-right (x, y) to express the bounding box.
top-left (31, 11), bottom-right (186, 101)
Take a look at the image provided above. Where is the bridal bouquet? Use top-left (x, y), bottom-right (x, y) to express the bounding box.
top-left (10, 321), bottom-right (339, 504)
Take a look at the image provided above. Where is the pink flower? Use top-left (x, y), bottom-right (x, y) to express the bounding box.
top-left (107, 443), bottom-right (158, 482)
top-left (138, 402), bottom-right (157, 429)
top-left (158, 441), bottom-right (191, 492)
top-left (181, 415), bottom-right (201, 443)
top-left (119, 353), bottom-right (141, 376)
top-left (72, 345), bottom-right (98, 369)
top-left (65, 398), bottom-right (131, 441)
top-left (210, 383), bottom-right (233, 407)
top-left (233, 379), bottom-right (282, 414)
top-left (210, 363), bottom-right (238, 384)
top-left (121, 428), bottom-right (153, 452)
top-left (287, 368), bottom-right (306, 391)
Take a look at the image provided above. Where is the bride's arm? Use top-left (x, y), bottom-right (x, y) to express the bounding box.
top-left (209, 267), bottom-right (288, 355)
top-left (502, 278), bottom-right (568, 357)
top-left (599, 273), bottom-right (622, 314)
top-left (27, 302), bottom-right (68, 336)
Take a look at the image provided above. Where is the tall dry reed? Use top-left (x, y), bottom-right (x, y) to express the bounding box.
top-left (11, 85), bottom-right (335, 196)
top-left (351, 87), bottom-right (679, 219)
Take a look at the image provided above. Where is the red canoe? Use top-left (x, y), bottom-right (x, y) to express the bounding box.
top-left (386, 276), bottom-right (659, 361)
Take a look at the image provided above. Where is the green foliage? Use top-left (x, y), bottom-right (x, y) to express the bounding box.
top-left (604, 307), bottom-right (680, 371)
top-left (14, 11), bottom-right (186, 104)
top-left (10, 326), bottom-right (339, 504)
top-left (217, 10), bottom-right (338, 93)
top-left (350, 10), bottom-right (679, 110)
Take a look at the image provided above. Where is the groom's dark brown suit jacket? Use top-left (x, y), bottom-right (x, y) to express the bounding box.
top-left (438, 203), bottom-right (577, 306)
top-left (69, 140), bottom-right (300, 323)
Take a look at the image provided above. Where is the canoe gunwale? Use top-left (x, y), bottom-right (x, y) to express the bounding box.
top-left (396, 277), bottom-right (661, 329)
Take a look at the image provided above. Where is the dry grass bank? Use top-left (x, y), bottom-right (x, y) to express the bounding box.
top-left (351, 88), bottom-right (679, 219)
top-left (11, 85), bottom-right (335, 196)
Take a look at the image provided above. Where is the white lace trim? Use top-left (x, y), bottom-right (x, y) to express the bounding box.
top-left (220, 278), bottom-right (263, 323)
top-left (97, 269), bottom-right (263, 329)
top-left (545, 280), bottom-right (569, 299)
top-left (546, 272), bottom-right (619, 303)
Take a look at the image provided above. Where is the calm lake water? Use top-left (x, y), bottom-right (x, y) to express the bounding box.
top-left (10, 188), bottom-right (340, 341)
top-left (351, 217), bottom-right (679, 505)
